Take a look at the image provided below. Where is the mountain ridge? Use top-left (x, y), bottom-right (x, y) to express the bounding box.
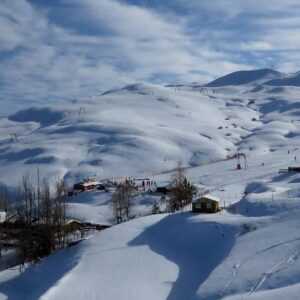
top-left (205, 68), bottom-right (283, 87)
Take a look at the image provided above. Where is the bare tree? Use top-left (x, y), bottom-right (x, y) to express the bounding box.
top-left (14, 172), bottom-right (68, 264)
top-left (0, 182), bottom-right (10, 211)
top-left (16, 173), bottom-right (36, 264)
top-left (53, 178), bottom-right (67, 249)
top-left (0, 182), bottom-right (10, 257)
top-left (111, 180), bottom-right (135, 223)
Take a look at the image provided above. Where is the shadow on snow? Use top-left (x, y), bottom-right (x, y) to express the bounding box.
top-left (129, 212), bottom-right (236, 300)
top-left (0, 245), bottom-right (81, 300)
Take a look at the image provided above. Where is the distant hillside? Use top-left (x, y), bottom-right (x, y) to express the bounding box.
top-left (205, 68), bottom-right (283, 87)
top-left (1, 68), bottom-right (300, 188)
top-left (264, 72), bottom-right (300, 87)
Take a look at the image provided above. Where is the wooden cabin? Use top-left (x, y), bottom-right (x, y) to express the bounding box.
top-left (64, 219), bottom-right (83, 233)
top-left (73, 178), bottom-right (101, 191)
top-left (192, 194), bottom-right (220, 213)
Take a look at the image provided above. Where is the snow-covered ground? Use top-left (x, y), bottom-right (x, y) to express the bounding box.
top-left (1, 70), bottom-right (300, 189)
top-left (1, 189), bottom-right (300, 299)
top-left (1, 69), bottom-right (300, 299)
top-left (66, 188), bottom-right (159, 226)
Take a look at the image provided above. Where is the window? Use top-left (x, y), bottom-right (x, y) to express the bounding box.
top-left (206, 202), bottom-right (212, 209)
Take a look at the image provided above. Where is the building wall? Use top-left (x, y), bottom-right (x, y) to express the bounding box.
top-left (192, 199), bottom-right (219, 213)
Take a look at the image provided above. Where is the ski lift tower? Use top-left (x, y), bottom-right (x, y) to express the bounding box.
top-left (236, 153), bottom-right (248, 170)
top-left (78, 107), bottom-right (85, 116)
top-left (147, 89), bottom-right (154, 96)
top-left (10, 133), bottom-right (18, 142)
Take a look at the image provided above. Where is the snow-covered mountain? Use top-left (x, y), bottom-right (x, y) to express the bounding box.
top-left (204, 68), bottom-right (300, 87)
top-left (264, 72), bottom-right (300, 87)
top-left (205, 68), bottom-right (283, 87)
top-left (1, 69), bottom-right (300, 299)
top-left (1, 156), bottom-right (300, 300)
top-left (1, 69), bottom-right (300, 187)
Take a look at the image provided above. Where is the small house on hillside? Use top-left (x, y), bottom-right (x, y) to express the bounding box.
top-left (192, 194), bottom-right (220, 213)
top-left (73, 177), bottom-right (101, 192)
top-left (133, 178), bottom-right (151, 187)
top-left (64, 219), bottom-right (83, 233)
top-left (132, 178), bottom-right (155, 191)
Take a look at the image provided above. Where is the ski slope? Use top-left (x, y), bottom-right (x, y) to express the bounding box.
top-left (0, 69), bottom-right (299, 189)
top-left (1, 168), bottom-right (300, 299)
top-left (1, 69), bottom-right (300, 299)
top-left (1, 146), bottom-right (300, 299)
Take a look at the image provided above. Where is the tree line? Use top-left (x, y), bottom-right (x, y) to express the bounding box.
top-left (0, 171), bottom-right (68, 266)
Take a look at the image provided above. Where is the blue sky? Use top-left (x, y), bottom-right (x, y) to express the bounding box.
top-left (1, 0), bottom-right (300, 114)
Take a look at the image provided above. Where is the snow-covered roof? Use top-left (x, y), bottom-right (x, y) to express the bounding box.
top-left (75, 181), bottom-right (101, 187)
top-left (65, 219), bottom-right (82, 225)
top-left (81, 181), bottom-right (101, 186)
top-left (193, 194), bottom-right (220, 203)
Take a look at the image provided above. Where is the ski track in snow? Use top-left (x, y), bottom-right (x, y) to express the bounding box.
top-left (247, 251), bottom-right (299, 297)
top-left (220, 236), bottom-right (300, 299)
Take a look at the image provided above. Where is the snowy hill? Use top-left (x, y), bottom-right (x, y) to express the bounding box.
top-left (0, 82), bottom-right (249, 187)
top-left (204, 68), bottom-right (300, 88)
top-left (205, 69), bottom-right (283, 87)
top-left (264, 72), bottom-right (300, 87)
top-left (2, 174), bottom-right (300, 299)
top-left (1, 70), bottom-right (300, 189)
top-left (1, 69), bottom-right (300, 299)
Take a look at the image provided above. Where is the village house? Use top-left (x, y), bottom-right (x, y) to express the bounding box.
top-left (192, 194), bottom-right (220, 213)
top-left (64, 219), bottom-right (83, 233)
top-left (73, 177), bottom-right (101, 192)
top-left (132, 178), bottom-right (155, 191)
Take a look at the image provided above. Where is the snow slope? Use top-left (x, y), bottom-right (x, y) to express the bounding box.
top-left (1, 188), bottom-right (300, 299)
top-left (0, 82), bottom-right (248, 187)
top-left (205, 68), bottom-right (300, 87)
top-left (1, 69), bottom-right (300, 299)
top-left (1, 144), bottom-right (300, 299)
top-left (1, 70), bottom-right (300, 189)
top-left (205, 68), bottom-right (283, 87)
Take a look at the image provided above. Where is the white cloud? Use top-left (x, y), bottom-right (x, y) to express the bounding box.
top-left (2, 0), bottom-right (300, 113)
top-left (0, 0), bottom-right (48, 51)
top-left (239, 41), bottom-right (273, 51)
